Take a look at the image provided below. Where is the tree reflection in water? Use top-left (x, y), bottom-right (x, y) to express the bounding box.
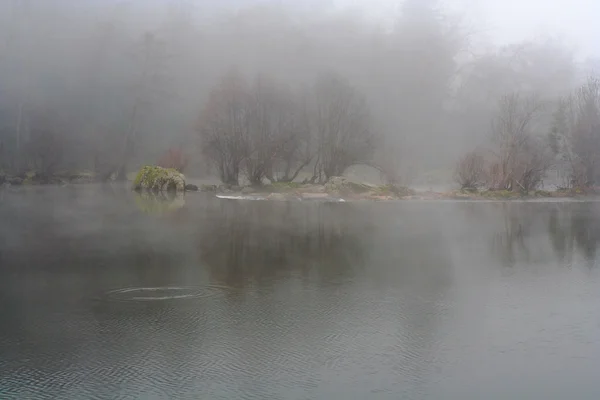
top-left (195, 201), bottom-right (371, 290)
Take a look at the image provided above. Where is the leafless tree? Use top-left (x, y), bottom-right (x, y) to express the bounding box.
top-left (455, 150), bottom-right (486, 190)
top-left (266, 89), bottom-right (314, 183)
top-left (310, 73), bottom-right (375, 183)
top-left (487, 93), bottom-right (551, 191)
top-left (554, 77), bottom-right (600, 187)
top-left (241, 76), bottom-right (298, 185)
top-left (197, 70), bottom-right (249, 186)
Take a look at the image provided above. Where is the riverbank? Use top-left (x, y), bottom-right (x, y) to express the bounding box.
top-left (0, 171), bottom-right (96, 187)
top-left (201, 178), bottom-right (595, 202)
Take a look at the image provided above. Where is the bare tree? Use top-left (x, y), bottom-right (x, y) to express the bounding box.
top-left (242, 76), bottom-right (294, 185)
top-left (455, 150), bottom-right (486, 190)
top-left (568, 78), bottom-right (600, 187)
top-left (487, 93), bottom-right (551, 191)
top-left (197, 70), bottom-right (249, 186)
top-left (310, 73), bottom-right (375, 183)
top-left (266, 88), bottom-right (314, 183)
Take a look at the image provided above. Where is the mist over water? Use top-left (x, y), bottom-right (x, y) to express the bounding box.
top-left (2, 1), bottom-right (600, 399)
top-left (2, 186), bottom-right (600, 399)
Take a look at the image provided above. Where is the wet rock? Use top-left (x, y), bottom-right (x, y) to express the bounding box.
top-left (185, 184), bottom-right (199, 191)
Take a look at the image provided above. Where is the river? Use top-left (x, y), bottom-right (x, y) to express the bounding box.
top-left (1, 185), bottom-right (600, 399)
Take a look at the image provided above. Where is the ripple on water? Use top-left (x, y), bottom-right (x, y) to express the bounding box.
top-left (104, 286), bottom-right (227, 302)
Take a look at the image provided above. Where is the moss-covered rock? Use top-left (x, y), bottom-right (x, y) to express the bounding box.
top-left (132, 166), bottom-right (185, 192)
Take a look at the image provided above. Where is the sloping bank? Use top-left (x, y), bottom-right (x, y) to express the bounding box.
top-left (204, 177), bottom-right (592, 202)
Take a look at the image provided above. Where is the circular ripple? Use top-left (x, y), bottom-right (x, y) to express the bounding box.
top-left (104, 286), bottom-right (224, 302)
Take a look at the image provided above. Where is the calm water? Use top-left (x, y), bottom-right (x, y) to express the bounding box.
top-left (2, 186), bottom-right (600, 399)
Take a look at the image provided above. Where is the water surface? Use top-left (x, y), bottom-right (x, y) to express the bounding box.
top-left (1, 185), bottom-right (600, 399)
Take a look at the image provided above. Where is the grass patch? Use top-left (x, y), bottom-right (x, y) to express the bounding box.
top-left (372, 184), bottom-right (415, 197)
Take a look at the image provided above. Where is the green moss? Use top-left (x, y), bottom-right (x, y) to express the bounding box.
top-left (480, 190), bottom-right (521, 199)
top-left (133, 165), bottom-right (185, 192)
top-left (373, 184), bottom-right (415, 197)
top-left (270, 181), bottom-right (303, 191)
top-left (200, 184), bottom-right (218, 192)
top-left (345, 182), bottom-right (373, 194)
top-left (533, 190), bottom-right (553, 197)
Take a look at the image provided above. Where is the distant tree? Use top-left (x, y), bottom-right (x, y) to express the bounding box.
top-left (197, 70), bottom-right (249, 186)
top-left (241, 76), bottom-right (292, 185)
top-left (551, 76), bottom-right (600, 188)
top-left (487, 93), bottom-right (552, 192)
top-left (266, 90), bottom-right (314, 183)
top-left (455, 150), bottom-right (486, 190)
top-left (310, 73), bottom-right (375, 183)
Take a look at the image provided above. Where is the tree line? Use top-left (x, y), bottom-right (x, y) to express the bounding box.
top-left (0, 1), bottom-right (598, 185)
top-left (456, 76), bottom-right (600, 192)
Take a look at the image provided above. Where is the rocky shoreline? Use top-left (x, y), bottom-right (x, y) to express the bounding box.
top-left (199, 177), bottom-right (592, 202)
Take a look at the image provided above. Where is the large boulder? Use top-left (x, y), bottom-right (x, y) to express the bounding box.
top-left (133, 166), bottom-right (185, 192)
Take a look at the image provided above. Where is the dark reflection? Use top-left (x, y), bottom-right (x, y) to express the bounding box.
top-left (133, 191), bottom-right (186, 216)
top-left (490, 203), bottom-right (532, 267)
top-left (548, 203), bottom-right (600, 267)
top-left (195, 201), bottom-right (370, 289)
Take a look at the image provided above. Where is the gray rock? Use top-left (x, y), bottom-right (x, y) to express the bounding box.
top-left (185, 184), bottom-right (199, 191)
top-left (241, 187), bottom-right (255, 194)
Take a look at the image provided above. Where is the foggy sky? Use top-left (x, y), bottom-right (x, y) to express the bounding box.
top-left (327, 0), bottom-right (598, 58)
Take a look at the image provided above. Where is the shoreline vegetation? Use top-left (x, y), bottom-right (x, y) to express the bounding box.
top-left (2, 168), bottom-right (598, 202)
top-left (200, 176), bottom-right (596, 202)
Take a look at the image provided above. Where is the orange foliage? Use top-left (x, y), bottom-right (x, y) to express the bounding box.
top-left (157, 148), bottom-right (189, 173)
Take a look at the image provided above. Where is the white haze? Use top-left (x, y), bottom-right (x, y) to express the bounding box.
top-left (0, 0), bottom-right (598, 183)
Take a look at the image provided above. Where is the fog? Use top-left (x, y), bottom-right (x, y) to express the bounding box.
top-left (0, 0), bottom-right (598, 184)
